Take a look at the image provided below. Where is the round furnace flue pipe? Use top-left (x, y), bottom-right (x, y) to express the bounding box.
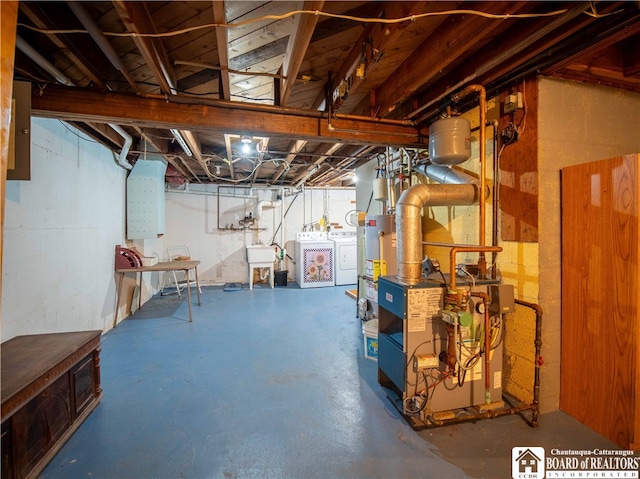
top-left (396, 183), bottom-right (482, 283)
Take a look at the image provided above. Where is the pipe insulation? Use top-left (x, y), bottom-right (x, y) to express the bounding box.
top-left (396, 183), bottom-right (482, 283)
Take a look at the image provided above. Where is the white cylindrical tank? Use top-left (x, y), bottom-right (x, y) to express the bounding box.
top-left (372, 178), bottom-right (388, 201)
top-left (428, 117), bottom-right (471, 166)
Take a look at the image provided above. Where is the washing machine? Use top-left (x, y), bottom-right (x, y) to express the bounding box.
top-left (294, 232), bottom-right (335, 288)
top-left (329, 231), bottom-right (357, 285)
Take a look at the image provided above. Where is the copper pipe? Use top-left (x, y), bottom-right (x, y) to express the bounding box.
top-left (139, 91), bottom-right (417, 128)
top-left (448, 246), bottom-right (503, 292)
top-left (452, 85), bottom-right (488, 272)
top-left (333, 113), bottom-right (415, 127)
top-left (422, 241), bottom-right (486, 248)
top-left (444, 324), bottom-right (457, 374)
top-left (423, 299), bottom-right (543, 429)
top-left (426, 403), bottom-right (536, 427)
top-left (472, 291), bottom-right (491, 405)
top-left (491, 121), bottom-right (499, 279)
top-left (515, 299), bottom-right (543, 427)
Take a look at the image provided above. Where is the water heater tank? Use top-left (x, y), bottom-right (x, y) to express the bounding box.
top-left (428, 117), bottom-right (471, 166)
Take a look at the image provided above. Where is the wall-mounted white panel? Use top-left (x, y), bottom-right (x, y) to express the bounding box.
top-left (127, 156), bottom-right (167, 239)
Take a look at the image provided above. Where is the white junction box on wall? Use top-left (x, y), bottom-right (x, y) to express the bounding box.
top-left (504, 92), bottom-right (523, 113)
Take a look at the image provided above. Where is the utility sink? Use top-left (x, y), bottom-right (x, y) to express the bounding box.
top-left (246, 245), bottom-right (275, 264)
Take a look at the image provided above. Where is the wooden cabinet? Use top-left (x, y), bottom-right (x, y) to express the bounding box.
top-left (1, 331), bottom-right (102, 479)
top-left (561, 154), bottom-right (639, 451)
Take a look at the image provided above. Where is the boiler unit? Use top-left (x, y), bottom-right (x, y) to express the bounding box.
top-left (294, 232), bottom-right (335, 288)
top-left (377, 274), bottom-right (510, 428)
top-left (329, 231), bottom-right (357, 286)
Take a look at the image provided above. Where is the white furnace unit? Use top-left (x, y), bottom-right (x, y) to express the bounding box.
top-left (294, 232), bottom-right (335, 288)
top-left (329, 231), bottom-right (357, 285)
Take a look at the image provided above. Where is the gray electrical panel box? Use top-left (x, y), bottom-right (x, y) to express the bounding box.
top-left (7, 81), bottom-right (31, 181)
top-left (490, 284), bottom-right (515, 314)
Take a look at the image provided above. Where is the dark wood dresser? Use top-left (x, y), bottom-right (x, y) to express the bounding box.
top-left (1, 331), bottom-right (102, 479)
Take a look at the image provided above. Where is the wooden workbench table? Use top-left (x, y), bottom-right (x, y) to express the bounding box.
top-left (114, 260), bottom-right (201, 327)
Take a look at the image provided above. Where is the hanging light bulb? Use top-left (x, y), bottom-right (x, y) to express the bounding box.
top-left (241, 136), bottom-right (252, 155)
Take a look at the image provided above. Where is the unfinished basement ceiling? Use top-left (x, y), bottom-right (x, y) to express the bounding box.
top-left (14, 1), bottom-right (640, 187)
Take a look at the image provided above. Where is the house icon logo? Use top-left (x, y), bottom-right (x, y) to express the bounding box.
top-left (512, 447), bottom-right (545, 479)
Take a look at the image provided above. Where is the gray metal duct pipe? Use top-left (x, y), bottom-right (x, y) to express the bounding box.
top-left (68, 2), bottom-right (122, 70)
top-left (16, 36), bottom-right (74, 86)
top-left (108, 123), bottom-right (133, 170)
top-left (16, 35), bottom-right (132, 170)
top-left (67, 2), bottom-right (140, 93)
top-left (420, 164), bottom-right (477, 185)
top-left (396, 183), bottom-right (482, 283)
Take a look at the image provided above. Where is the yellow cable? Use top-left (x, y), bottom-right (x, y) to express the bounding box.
top-left (17, 7), bottom-right (572, 39)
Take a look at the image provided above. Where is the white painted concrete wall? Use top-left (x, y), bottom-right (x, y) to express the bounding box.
top-left (162, 185), bottom-right (356, 286)
top-left (2, 118), bottom-right (127, 341)
top-left (1, 119), bottom-right (357, 341)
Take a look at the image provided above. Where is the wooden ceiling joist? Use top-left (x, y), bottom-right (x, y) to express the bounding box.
top-left (31, 86), bottom-right (425, 147)
top-left (112, 1), bottom-right (177, 95)
top-left (19, 3), bottom-right (109, 91)
top-left (212, 1), bottom-right (231, 101)
top-left (272, 139), bottom-right (308, 182)
top-left (129, 125), bottom-right (199, 182)
top-left (373, 1), bottom-right (530, 117)
top-left (311, 1), bottom-right (426, 112)
top-left (290, 142), bottom-right (342, 184)
top-left (279, 1), bottom-right (325, 106)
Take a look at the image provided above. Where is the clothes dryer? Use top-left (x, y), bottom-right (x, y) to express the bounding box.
top-left (329, 231), bottom-right (357, 285)
top-left (294, 232), bottom-right (335, 288)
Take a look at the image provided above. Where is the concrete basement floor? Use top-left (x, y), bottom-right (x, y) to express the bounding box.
top-left (42, 284), bottom-right (628, 479)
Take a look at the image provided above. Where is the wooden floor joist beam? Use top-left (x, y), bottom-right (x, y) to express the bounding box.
top-left (31, 86), bottom-right (425, 147)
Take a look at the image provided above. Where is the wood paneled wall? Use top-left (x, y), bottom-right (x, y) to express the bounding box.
top-left (0, 1), bottom-right (18, 311)
top-left (498, 76), bottom-right (539, 242)
top-left (561, 154), bottom-right (639, 451)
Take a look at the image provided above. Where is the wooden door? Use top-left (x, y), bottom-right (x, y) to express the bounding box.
top-left (561, 154), bottom-right (639, 450)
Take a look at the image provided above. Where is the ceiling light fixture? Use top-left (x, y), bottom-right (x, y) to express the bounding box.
top-left (241, 136), bottom-right (252, 155)
top-left (170, 128), bottom-right (193, 157)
